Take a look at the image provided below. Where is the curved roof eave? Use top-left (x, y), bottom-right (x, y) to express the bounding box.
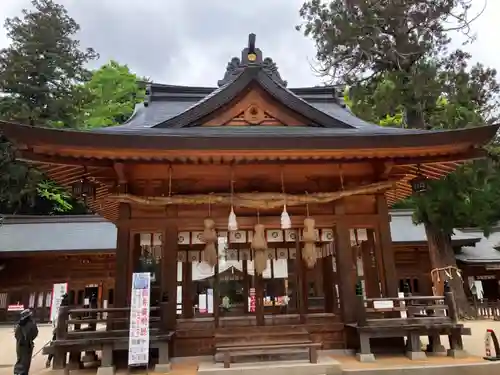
top-left (153, 67), bottom-right (356, 129)
top-left (0, 120), bottom-right (497, 154)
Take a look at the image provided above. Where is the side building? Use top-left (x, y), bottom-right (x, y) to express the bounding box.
top-left (1, 210), bottom-right (497, 324)
top-left (0, 215), bottom-right (116, 322)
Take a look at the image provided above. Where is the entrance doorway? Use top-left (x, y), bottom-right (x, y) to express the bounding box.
top-left (84, 285), bottom-right (98, 308)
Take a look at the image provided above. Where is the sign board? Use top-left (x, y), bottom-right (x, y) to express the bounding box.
top-left (198, 294), bottom-right (207, 314)
top-left (207, 289), bottom-right (214, 314)
top-left (485, 264), bottom-right (500, 271)
top-left (373, 300), bottom-right (394, 310)
top-left (128, 272), bottom-right (151, 367)
top-left (398, 292), bottom-right (407, 318)
top-left (477, 275), bottom-right (496, 280)
top-left (7, 304), bottom-right (24, 312)
top-left (50, 283), bottom-right (68, 323)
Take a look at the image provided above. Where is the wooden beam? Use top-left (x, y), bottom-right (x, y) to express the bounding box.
top-left (18, 150), bottom-right (112, 167)
top-left (376, 195), bottom-right (398, 298)
top-left (114, 203), bottom-right (131, 308)
top-left (334, 201), bottom-right (357, 323)
top-left (162, 206), bottom-right (178, 331)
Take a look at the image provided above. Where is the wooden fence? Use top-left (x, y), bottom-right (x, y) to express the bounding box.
top-left (469, 299), bottom-right (500, 320)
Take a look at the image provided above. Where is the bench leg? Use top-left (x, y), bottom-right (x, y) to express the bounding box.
top-left (309, 347), bottom-right (318, 364)
top-left (356, 333), bottom-right (375, 363)
top-left (67, 351), bottom-right (83, 370)
top-left (96, 344), bottom-right (115, 375)
top-left (83, 350), bottom-right (98, 363)
top-left (154, 341), bottom-right (171, 373)
top-left (426, 333), bottom-right (446, 355)
top-left (447, 330), bottom-right (467, 358)
top-left (406, 332), bottom-right (427, 360)
top-left (52, 349), bottom-right (67, 370)
top-left (224, 352), bottom-right (231, 369)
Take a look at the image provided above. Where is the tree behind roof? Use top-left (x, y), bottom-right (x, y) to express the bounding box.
top-left (0, 0), bottom-right (97, 214)
top-left (298, 0), bottom-right (500, 315)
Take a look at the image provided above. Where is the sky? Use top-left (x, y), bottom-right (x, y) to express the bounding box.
top-left (0, 0), bottom-right (498, 88)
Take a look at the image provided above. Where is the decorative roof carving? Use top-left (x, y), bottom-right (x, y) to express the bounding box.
top-left (218, 34), bottom-right (288, 87)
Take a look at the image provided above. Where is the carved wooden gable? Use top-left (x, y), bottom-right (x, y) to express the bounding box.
top-left (202, 87), bottom-right (310, 127)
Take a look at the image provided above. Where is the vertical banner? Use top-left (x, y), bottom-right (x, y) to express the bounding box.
top-left (50, 283), bottom-right (68, 324)
top-left (249, 287), bottom-right (256, 313)
top-left (128, 273), bottom-right (151, 367)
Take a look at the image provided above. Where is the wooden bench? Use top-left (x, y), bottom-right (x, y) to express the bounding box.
top-left (349, 292), bottom-right (471, 362)
top-left (347, 322), bottom-right (471, 361)
top-left (43, 332), bottom-right (174, 374)
top-left (217, 341), bottom-right (322, 368)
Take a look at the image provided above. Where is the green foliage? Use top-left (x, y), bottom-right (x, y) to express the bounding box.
top-left (299, 0), bottom-right (500, 236)
top-left (81, 60), bottom-right (146, 128)
top-left (36, 180), bottom-right (73, 213)
top-left (0, 0), bottom-right (97, 214)
top-left (0, 0), bottom-right (98, 127)
top-left (298, 0), bottom-right (473, 82)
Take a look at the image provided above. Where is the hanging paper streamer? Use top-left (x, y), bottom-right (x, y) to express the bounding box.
top-left (281, 205), bottom-right (291, 229)
top-left (228, 207), bottom-right (238, 231)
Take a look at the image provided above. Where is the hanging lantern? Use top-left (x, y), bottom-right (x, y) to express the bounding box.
top-left (71, 177), bottom-right (97, 199)
top-left (410, 175), bottom-right (427, 193)
top-left (410, 165), bottom-right (427, 193)
top-left (281, 205), bottom-right (291, 229)
top-left (228, 207), bottom-right (238, 231)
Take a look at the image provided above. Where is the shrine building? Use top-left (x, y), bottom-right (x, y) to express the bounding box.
top-left (0, 34), bottom-right (497, 358)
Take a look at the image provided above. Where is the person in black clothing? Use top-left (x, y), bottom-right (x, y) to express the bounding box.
top-left (45, 293), bottom-right (69, 368)
top-left (14, 309), bottom-right (38, 375)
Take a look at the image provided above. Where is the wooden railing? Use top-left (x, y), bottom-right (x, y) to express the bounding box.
top-left (47, 303), bottom-right (173, 371)
top-left (356, 292), bottom-right (458, 327)
top-left (469, 299), bottom-right (500, 320)
top-left (55, 303), bottom-right (168, 340)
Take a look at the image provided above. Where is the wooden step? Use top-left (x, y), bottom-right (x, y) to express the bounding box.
top-left (217, 340), bottom-right (313, 349)
top-left (216, 329), bottom-right (309, 338)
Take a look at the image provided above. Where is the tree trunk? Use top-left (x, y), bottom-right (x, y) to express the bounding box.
top-left (424, 222), bottom-right (472, 317)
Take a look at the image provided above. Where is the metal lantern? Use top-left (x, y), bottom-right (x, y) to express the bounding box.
top-left (410, 175), bottom-right (428, 193)
top-left (71, 178), bottom-right (97, 199)
top-left (410, 165), bottom-right (428, 193)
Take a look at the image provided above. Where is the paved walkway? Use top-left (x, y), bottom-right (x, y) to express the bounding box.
top-left (0, 320), bottom-right (498, 374)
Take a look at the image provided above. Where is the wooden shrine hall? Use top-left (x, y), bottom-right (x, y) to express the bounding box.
top-left (0, 34), bottom-right (498, 369)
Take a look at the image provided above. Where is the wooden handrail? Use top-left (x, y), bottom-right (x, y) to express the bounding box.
top-left (365, 296), bottom-right (444, 302)
top-left (68, 306), bottom-right (160, 314)
top-left (355, 292), bottom-right (457, 327)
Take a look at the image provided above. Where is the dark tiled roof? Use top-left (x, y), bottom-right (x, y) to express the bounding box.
top-left (93, 34), bottom-right (404, 133)
top-left (0, 215), bottom-right (116, 252)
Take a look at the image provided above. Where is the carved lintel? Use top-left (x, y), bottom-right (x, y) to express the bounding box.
top-left (373, 161), bottom-right (395, 179)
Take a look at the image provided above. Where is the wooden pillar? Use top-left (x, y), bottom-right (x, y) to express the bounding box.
top-left (255, 274), bottom-right (265, 325)
top-left (322, 255), bottom-right (334, 313)
top-left (376, 194), bottom-right (398, 298)
top-left (161, 207), bottom-right (178, 331)
top-left (361, 231), bottom-right (381, 298)
top-left (214, 260), bottom-right (220, 328)
top-left (334, 201), bottom-right (356, 323)
top-left (114, 203), bottom-right (131, 308)
top-left (295, 234), bottom-right (307, 323)
top-left (243, 261), bottom-right (249, 314)
top-left (182, 262), bottom-right (193, 318)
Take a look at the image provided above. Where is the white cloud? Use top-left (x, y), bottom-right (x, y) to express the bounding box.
top-left (0, 0), bottom-right (498, 88)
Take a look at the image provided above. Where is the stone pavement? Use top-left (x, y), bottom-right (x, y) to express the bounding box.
top-left (0, 321), bottom-right (498, 375)
top-left (0, 323), bottom-right (53, 373)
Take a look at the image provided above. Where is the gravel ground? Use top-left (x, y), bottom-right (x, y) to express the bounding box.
top-left (0, 320), bottom-right (498, 375)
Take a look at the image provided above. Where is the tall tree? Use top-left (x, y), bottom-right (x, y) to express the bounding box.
top-left (81, 61), bottom-right (146, 128)
top-left (0, 0), bottom-right (98, 214)
top-left (298, 0), bottom-right (499, 314)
